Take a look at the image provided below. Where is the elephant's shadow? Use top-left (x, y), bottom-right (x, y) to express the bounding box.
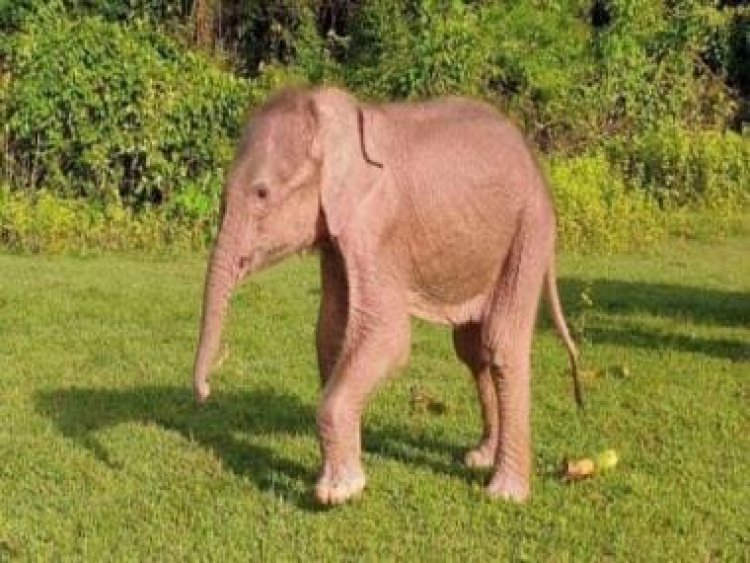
top-left (34, 385), bottom-right (473, 510)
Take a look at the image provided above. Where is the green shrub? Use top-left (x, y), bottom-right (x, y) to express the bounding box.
top-left (344, 0), bottom-right (493, 99)
top-left (340, 0), bottom-right (742, 149)
top-left (0, 186), bottom-right (203, 253)
top-left (727, 7), bottom-right (750, 124)
top-left (608, 124), bottom-right (750, 208)
top-left (284, 3), bottom-right (342, 84)
top-left (0, 0), bottom-right (37, 34)
top-left (548, 154), bottom-right (667, 253)
top-left (1, 7), bottom-right (253, 213)
top-left (64, 0), bottom-right (190, 23)
top-left (589, 0), bottom-right (736, 136)
top-left (0, 0), bottom-right (189, 31)
top-left (477, 1), bottom-right (597, 150)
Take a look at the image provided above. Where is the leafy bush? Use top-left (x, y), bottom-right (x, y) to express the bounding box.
top-left (608, 124), bottom-right (750, 208)
top-left (64, 0), bottom-right (191, 23)
top-left (477, 1), bottom-right (597, 151)
top-left (281, 3), bottom-right (342, 84)
top-left (344, 0), bottom-right (493, 99)
top-left (1, 7), bottom-right (253, 213)
top-left (726, 7), bottom-right (750, 124)
top-left (0, 0), bottom-right (190, 30)
top-left (586, 1), bottom-right (737, 138)
top-left (0, 0), bottom-right (36, 34)
top-left (340, 1), bottom-right (746, 148)
top-left (548, 155), bottom-right (667, 253)
top-left (0, 185), bottom-right (203, 253)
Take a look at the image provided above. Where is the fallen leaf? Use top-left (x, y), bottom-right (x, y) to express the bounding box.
top-left (609, 364), bottom-right (630, 379)
top-left (579, 369), bottom-right (605, 382)
top-left (410, 386), bottom-right (447, 415)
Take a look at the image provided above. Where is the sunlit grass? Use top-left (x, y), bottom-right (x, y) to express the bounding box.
top-left (1, 231), bottom-right (748, 560)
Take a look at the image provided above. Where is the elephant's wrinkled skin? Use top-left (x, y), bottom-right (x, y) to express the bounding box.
top-left (192, 87), bottom-right (581, 505)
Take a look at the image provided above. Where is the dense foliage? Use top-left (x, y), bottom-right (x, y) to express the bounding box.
top-left (1, 0), bottom-right (748, 252)
top-left (1, 2), bottom-right (255, 225)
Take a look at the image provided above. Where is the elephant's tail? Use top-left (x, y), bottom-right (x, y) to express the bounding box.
top-left (545, 260), bottom-right (584, 409)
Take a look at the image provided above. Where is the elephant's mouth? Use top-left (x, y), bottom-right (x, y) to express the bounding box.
top-left (238, 254), bottom-right (253, 273)
top-left (237, 253), bottom-right (257, 281)
top-left (238, 244), bottom-right (287, 277)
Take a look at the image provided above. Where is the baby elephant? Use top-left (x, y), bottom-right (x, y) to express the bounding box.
top-left (192, 86), bottom-right (581, 505)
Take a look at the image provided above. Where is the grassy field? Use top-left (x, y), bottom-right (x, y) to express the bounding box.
top-left (1, 232), bottom-right (748, 561)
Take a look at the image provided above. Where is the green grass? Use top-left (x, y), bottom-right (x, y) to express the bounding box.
top-left (1, 232), bottom-right (749, 561)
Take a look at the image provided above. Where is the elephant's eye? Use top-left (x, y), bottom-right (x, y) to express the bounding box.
top-left (250, 183), bottom-right (269, 201)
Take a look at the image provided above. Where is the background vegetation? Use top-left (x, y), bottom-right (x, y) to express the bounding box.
top-left (1, 0), bottom-right (749, 252)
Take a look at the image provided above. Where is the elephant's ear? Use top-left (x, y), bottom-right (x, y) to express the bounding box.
top-left (308, 89), bottom-right (386, 239)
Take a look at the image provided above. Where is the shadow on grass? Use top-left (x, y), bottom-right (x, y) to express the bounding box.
top-left (586, 325), bottom-right (750, 362)
top-left (543, 278), bottom-right (750, 361)
top-left (35, 386), bottom-right (322, 508)
top-left (563, 279), bottom-right (750, 328)
top-left (34, 385), bottom-right (476, 509)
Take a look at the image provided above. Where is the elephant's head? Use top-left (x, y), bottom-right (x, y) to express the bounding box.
top-left (193, 87), bottom-right (385, 402)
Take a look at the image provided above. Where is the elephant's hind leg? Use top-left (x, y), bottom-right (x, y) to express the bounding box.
top-left (483, 204), bottom-right (555, 502)
top-left (453, 323), bottom-right (498, 469)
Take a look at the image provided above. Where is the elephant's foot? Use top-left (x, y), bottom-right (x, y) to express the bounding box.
top-left (486, 470), bottom-right (529, 503)
top-left (464, 440), bottom-right (497, 469)
top-left (315, 462), bottom-right (366, 506)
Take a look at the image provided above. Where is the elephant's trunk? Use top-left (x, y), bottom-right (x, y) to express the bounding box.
top-left (193, 244), bottom-right (238, 403)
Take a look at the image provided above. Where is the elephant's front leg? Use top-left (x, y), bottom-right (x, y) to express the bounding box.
top-left (316, 248), bottom-right (348, 386)
top-left (315, 299), bottom-right (410, 505)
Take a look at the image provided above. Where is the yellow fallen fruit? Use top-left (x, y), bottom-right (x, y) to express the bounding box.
top-left (595, 449), bottom-right (619, 471)
top-left (565, 450), bottom-right (619, 482)
top-left (565, 458), bottom-right (596, 481)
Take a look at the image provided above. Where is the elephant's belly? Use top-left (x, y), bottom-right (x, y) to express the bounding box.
top-left (396, 177), bottom-right (519, 325)
top-left (407, 290), bottom-right (490, 325)
top-left (403, 239), bottom-right (506, 325)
